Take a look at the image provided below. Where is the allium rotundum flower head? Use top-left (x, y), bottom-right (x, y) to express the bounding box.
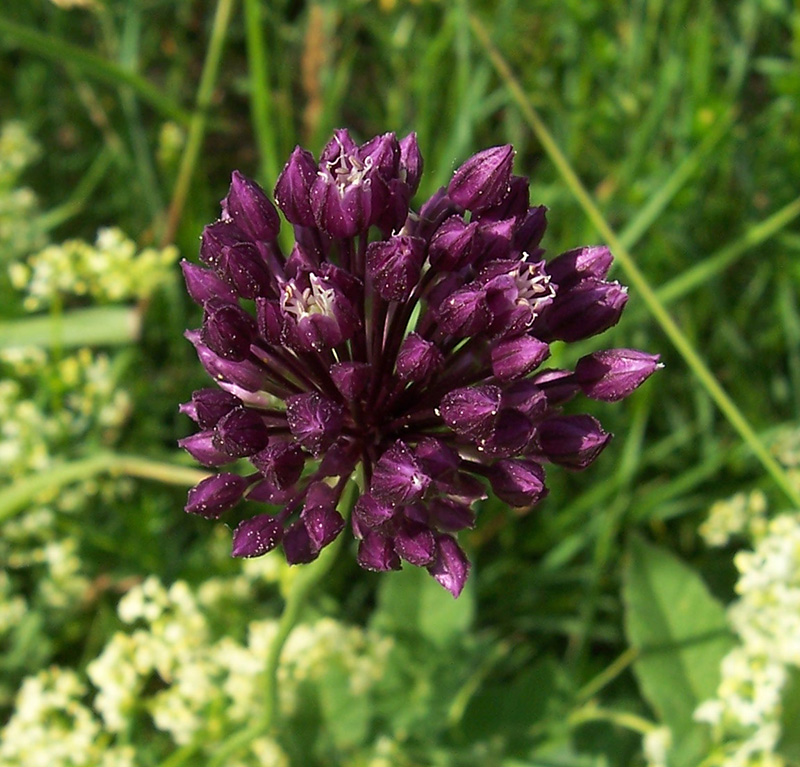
top-left (180, 130), bottom-right (659, 597)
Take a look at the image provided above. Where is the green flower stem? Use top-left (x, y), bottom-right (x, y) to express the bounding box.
top-left (208, 478), bottom-right (358, 767)
top-left (243, 0), bottom-right (280, 188)
top-left (576, 647), bottom-right (639, 703)
top-left (0, 16), bottom-right (191, 125)
top-left (0, 453), bottom-right (209, 524)
top-left (161, 0), bottom-right (237, 246)
top-left (470, 14), bottom-right (800, 510)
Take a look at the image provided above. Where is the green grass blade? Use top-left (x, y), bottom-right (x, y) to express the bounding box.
top-left (0, 15), bottom-right (191, 125)
top-left (470, 13), bottom-right (800, 509)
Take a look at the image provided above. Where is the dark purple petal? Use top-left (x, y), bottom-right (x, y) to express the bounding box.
top-left (399, 132), bottom-right (423, 193)
top-left (274, 146), bottom-right (318, 226)
top-left (428, 498), bottom-right (476, 532)
top-left (285, 392), bottom-right (344, 455)
top-left (490, 335), bottom-right (551, 381)
top-left (439, 385), bottom-right (502, 441)
top-left (200, 220), bottom-right (248, 269)
top-left (514, 205), bottom-right (548, 253)
top-left (435, 285), bottom-right (491, 337)
top-left (500, 380), bottom-right (550, 420)
top-left (357, 532), bottom-right (401, 571)
top-left (366, 236), bottom-right (425, 301)
top-left (232, 513), bottom-right (283, 557)
top-left (427, 534), bottom-right (470, 597)
top-left (394, 521), bottom-right (436, 566)
top-left (214, 407), bottom-right (271, 457)
top-left (217, 242), bottom-right (273, 299)
top-left (531, 368), bottom-right (579, 405)
top-left (575, 349), bottom-right (661, 402)
top-left (371, 441), bottom-right (432, 505)
top-left (251, 440), bottom-right (305, 490)
top-left (186, 473), bottom-right (249, 519)
top-left (429, 216), bottom-right (479, 271)
top-left (181, 260), bottom-right (237, 305)
top-left (330, 362), bottom-right (372, 400)
top-left (201, 299), bottom-right (256, 361)
top-left (189, 337), bottom-right (266, 392)
top-left (448, 144), bottom-right (514, 213)
top-left (353, 493), bottom-right (396, 529)
top-left (396, 333), bottom-right (444, 383)
top-left (283, 521), bottom-right (319, 564)
top-left (547, 246), bottom-right (613, 289)
top-left (223, 171), bottom-right (280, 241)
top-left (486, 459), bottom-right (547, 507)
top-left (301, 482), bottom-right (345, 552)
top-left (476, 175), bottom-right (529, 224)
top-left (187, 388), bottom-right (240, 429)
top-left (536, 279), bottom-right (628, 342)
top-left (537, 415), bottom-right (611, 469)
top-left (481, 409), bottom-right (534, 457)
top-left (178, 431), bottom-right (233, 467)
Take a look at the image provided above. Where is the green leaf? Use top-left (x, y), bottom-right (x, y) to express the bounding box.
top-left (317, 661), bottom-right (371, 751)
top-left (0, 306), bottom-right (140, 349)
top-left (623, 535), bottom-right (735, 767)
top-left (372, 563), bottom-right (474, 647)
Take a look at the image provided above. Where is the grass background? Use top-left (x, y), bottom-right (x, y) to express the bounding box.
top-left (1, 0), bottom-right (799, 765)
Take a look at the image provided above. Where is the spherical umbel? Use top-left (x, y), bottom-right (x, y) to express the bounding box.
top-left (179, 131), bottom-right (659, 597)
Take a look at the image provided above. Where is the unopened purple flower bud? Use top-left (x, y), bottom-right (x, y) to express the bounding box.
top-left (448, 144), bottom-right (514, 212)
top-left (186, 388), bottom-right (240, 429)
top-left (537, 414), bottom-right (611, 469)
top-left (399, 132), bottom-right (423, 193)
top-left (481, 409), bottom-right (533, 457)
top-left (274, 146), bottom-right (318, 226)
top-left (428, 215), bottom-right (479, 271)
top-left (514, 205), bottom-right (548, 253)
top-left (330, 362), bottom-right (372, 400)
top-left (231, 513), bottom-right (284, 557)
top-left (394, 520), bottom-right (436, 566)
top-left (353, 493), bottom-right (396, 529)
top-left (531, 368), bottom-right (579, 405)
top-left (181, 260), bottom-right (237, 305)
top-left (575, 349), bottom-right (661, 402)
top-left (439, 385), bottom-right (501, 441)
top-left (396, 333), bottom-right (443, 382)
top-left (435, 285), bottom-right (491, 338)
top-left (367, 235), bottom-right (425, 301)
top-left (428, 498), bottom-right (476, 532)
top-left (200, 220), bottom-right (248, 269)
top-left (413, 187), bottom-right (462, 240)
top-left (427, 534), bottom-right (470, 598)
top-left (251, 440), bottom-right (305, 490)
top-left (371, 441), bottom-right (431, 505)
top-left (217, 242), bottom-right (273, 299)
top-left (285, 392), bottom-right (344, 455)
top-left (214, 407), bottom-right (271, 457)
top-left (186, 473), bottom-right (249, 518)
top-left (188, 334), bottom-right (265, 392)
top-left (501, 380), bottom-right (549, 420)
top-left (547, 246), bottom-right (613, 289)
top-left (223, 171), bottom-right (280, 242)
top-left (357, 531), bottom-right (401, 571)
top-left (283, 521), bottom-right (318, 564)
top-left (178, 431), bottom-right (232, 466)
top-left (490, 335), bottom-right (550, 381)
top-left (201, 299), bottom-right (257, 361)
top-left (301, 482), bottom-right (345, 552)
top-left (486, 459), bottom-right (547, 507)
top-left (255, 298), bottom-right (283, 344)
top-left (477, 175), bottom-right (530, 224)
top-left (537, 279), bottom-right (628, 342)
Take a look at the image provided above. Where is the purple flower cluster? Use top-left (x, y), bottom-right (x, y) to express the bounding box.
top-left (180, 130), bottom-right (659, 597)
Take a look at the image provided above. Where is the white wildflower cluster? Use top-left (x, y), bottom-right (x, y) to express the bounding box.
top-left (700, 490), bottom-right (768, 548)
top-left (0, 121), bottom-right (46, 260)
top-left (9, 226), bottom-right (178, 311)
top-left (0, 667), bottom-right (136, 767)
top-left (695, 511), bottom-right (800, 767)
top-left (70, 565), bottom-right (390, 762)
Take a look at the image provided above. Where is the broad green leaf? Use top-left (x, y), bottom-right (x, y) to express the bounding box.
top-left (318, 661), bottom-right (371, 751)
top-left (623, 535), bottom-right (735, 767)
top-left (372, 563), bottom-right (474, 647)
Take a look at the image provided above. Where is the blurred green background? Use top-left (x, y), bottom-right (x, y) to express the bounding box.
top-left (1, 1), bottom-right (800, 765)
